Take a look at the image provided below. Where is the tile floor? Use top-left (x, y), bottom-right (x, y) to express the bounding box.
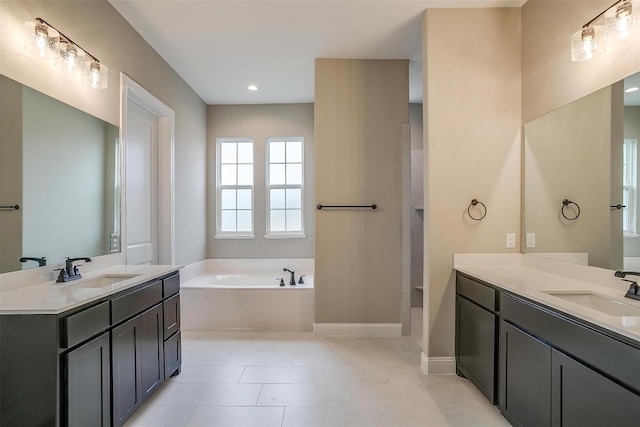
top-left (125, 309), bottom-right (509, 427)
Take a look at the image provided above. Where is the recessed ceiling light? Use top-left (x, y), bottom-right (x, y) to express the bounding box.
top-left (247, 85), bottom-right (258, 91)
top-left (625, 86), bottom-right (639, 93)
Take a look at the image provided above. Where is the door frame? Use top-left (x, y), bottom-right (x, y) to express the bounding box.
top-left (120, 74), bottom-right (175, 265)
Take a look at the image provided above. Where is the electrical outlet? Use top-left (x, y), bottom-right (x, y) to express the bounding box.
top-left (506, 233), bottom-right (516, 248)
top-left (526, 233), bottom-right (536, 248)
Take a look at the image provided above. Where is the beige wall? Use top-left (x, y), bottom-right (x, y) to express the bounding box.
top-left (0, 0), bottom-right (208, 266)
top-left (524, 86), bottom-right (613, 268)
top-left (314, 59), bottom-right (408, 324)
top-left (522, 0), bottom-right (640, 123)
top-left (423, 8), bottom-right (522, 361)
top-left (207, 104), bottom-right (315, 259)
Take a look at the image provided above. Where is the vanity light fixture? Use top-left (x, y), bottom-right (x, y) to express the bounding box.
top-left (24, 18), bottom-right (108, 89)
top-left (571, 0), bottom-right (636, 62)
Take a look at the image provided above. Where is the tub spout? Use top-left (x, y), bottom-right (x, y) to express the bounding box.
top-left (283, 268), bottom-right (296, 286)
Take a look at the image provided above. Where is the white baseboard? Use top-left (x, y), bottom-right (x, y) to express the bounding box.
top-left (313, 323), bottom-right (401, 337)
top-left (421, 352), bottom-right (456, 374)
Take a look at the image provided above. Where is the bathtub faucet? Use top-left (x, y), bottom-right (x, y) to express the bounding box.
top-left (283, 268), bottom-right (296, 286)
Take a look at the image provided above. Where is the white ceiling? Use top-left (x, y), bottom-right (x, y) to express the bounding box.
top-left (109, 0), bottom-right (525, 105)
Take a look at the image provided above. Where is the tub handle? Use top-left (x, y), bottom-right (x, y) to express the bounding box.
top-left (298, 275), bottom-right (306, 284)
top-left (276, 277), bottom-right (285, 286)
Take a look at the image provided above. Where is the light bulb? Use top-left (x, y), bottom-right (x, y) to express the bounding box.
top-left (571, 26), bottom-right (605, 61)
top-left (56, 41), bottom-right (83, 74)
top-left (605, 0), bottom-right (635, 41)
top-left (24, 20), bottom-right (59, 59)
top-left (82, 61), bottom-right (108, 89)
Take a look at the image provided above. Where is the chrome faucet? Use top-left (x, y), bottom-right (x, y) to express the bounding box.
top-left (283, 268), bottom-right (296, 286)
top-left (614, 271), bottom-right (640, 302)
top-left (56, 257), bottom-right (92, 282)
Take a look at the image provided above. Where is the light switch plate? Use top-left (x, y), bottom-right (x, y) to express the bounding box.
top-left (526, 233), bottom-right (536, 248)
top-left (506, 233), bottom-right (516, 248)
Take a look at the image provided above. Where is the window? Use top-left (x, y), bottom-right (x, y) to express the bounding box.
top-left (216, 139), bottom-right (254, 237)
top-left (623, 139), bottom-right (637, 235)
top-left (266, 138), bottom-right (304, 237)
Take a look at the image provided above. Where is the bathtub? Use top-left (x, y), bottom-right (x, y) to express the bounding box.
top-left (180, 259), bottom-right (314, 331)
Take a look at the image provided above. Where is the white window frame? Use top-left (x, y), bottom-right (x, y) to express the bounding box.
top-left (265, 137), bottom-right (306, 239)
top-left (624, 139), bottom-right (638, 236)
top-left (215, 138), bottom-right (255, 239)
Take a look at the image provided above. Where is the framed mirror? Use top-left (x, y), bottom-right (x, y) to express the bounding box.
top-left (524, 71), bottom-right (640, 270)
top-left (0, 74), bottom-right (121, 273)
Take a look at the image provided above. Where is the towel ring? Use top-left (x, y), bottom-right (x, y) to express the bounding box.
top-left (467, 199), bottom-right (487, 221)
top-left (561, 199), bottom-right (580, 220)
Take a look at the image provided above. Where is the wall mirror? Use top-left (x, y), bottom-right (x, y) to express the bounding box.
top-left (524, 71), bottom-right (640, 270)
top-left (0, 74), bottom-right (120, 273)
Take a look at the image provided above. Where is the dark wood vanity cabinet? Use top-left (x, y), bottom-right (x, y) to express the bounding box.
top-left (455, 273), bottom-right (499, 404)
top-left (499, 292), bottom-right (640, 427)
top-left (0, 271), bottom-right (182, 427)
top-left (456, 272), bottom-right (640, 427)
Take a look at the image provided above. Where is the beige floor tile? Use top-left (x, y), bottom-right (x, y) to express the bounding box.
top-left (185, 406), bottom-right (284, 427)
top-left (239, 365), bottom-right (315, 384)
top-left (127, 327), bottom-right (510, 427)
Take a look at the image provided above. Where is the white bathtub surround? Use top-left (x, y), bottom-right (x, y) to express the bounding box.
top-left (181, 259), bottom-right (314, 331)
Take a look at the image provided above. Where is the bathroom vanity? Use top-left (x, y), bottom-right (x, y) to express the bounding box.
top-left (0, 265), bottom-right (182, 427)
top-left (454, 254), bottom-right (640, 427)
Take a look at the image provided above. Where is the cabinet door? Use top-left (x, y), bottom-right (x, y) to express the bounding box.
top-left (552, 349), bottom-right (640, 427)
top-left (65, 331), bottom-right (111, 427)
top-left (163, 293), bottom-right (180, 340)
top-left (141, 304), bottom-right (164, 401)
top-left (112, 316), bottom-right (143, 427)
top-left (456, 295), bottom-right (496, 403)
top-left (499, 321), bottom-right (552, 427)
top-left (164, 330), bottom-right (182, 378)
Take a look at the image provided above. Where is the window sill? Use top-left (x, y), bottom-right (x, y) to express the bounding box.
top-left (214, 234), bottom-right (255, 240)
top-left (264, 233), bottom-right (307, 240)
top-left (624, 234), bottom-right (640, 238)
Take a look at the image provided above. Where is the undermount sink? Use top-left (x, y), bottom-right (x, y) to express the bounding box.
top-left (545, 291), bottom-right (640, 317)
top-left (68, 274), bottom-right (141, 289)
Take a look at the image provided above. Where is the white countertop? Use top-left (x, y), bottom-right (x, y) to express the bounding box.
top-left (0, 264), bottom-right (182, 315)
top-left (454, 254), bottom-right (640, 343)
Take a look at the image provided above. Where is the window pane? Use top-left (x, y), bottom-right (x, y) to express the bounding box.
top-left (237, 142), bottom-right (253, 164)
top-left (220, 189), bottom-right (236, 209)
top-left (286, 188), bottom-right (301, 209)
top-left (286, 164), bottom-right (302, 185)
top-left (221, 210), bottom-right (236, 232)
top-left (286, 209), bottom-right (302, 232)
top-left (237, 189), bottom-right (252, 210)
top-left (237, 210), bottom-right (252, 232)
top-left (220, 165), bottom-right (237, 185)
top-left (220, 142), bottom-right (237, 163)
top-left (270, 164), bottom-right (286, 185)
top-left (270, 141), bottom-right (286, 163)
top-left (286, 140), bottom-right (302, 163)
top-left (237, 164), bottom-right (253, 185)
top-left (270, 210), bottom-right (286, 232)
top-left (270, 189), bottom-right (286, 209)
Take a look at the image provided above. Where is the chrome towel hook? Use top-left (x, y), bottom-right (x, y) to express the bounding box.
top-left (467, 199), bottom-right (487, 221)
top-left (561, 199), bottom-right (580, 220)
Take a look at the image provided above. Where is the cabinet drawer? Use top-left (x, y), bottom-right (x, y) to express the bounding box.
top-left (163, 274), bottom-right (180, 298)
top-left (111, 281), bottom-right (162, 325)
top-left (61, 301), bottom-right (110, 348)
top-left (502, 292), bottom-right (640, 392)
top-left (457, 273), bottom-right (497, 312)
top-left (163, 293), bottom-right (180, 340)
top-left (164, 331), bottom-right (181, 378)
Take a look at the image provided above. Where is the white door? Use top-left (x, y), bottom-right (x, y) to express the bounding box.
top-left (124, 100), bottom-right (159, 265)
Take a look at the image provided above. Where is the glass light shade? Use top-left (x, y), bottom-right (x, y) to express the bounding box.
top-left (605, 1), bottom-right (636, 41)
top-left (55, 41), bottom-right (86, 74)
top-left (24, 20), bottom-right (59, 58)
top-left (82, 61), bottom-right (108, 89)
top-left (571, 26), bottom-right (605, 61)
